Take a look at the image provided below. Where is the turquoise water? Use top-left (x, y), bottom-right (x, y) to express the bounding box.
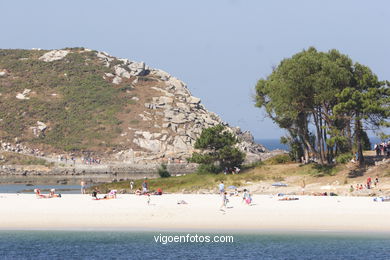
top-left (0, 231), bottom-right (389, 259)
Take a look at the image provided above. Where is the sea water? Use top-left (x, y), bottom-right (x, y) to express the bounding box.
top-left (0, 231), bottom-right (389, 259)
top-left (0, 184), bottom-right (81, 194)
top-left (256, 137), bottom-right (384, 151)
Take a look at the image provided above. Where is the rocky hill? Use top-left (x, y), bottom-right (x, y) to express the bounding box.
top-left (0, 48), bottom-right (272, 164)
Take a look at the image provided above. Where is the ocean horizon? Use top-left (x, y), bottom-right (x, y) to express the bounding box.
top-left (256, 136), bottom-right (385, 151)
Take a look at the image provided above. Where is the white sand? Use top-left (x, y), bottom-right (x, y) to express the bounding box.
top-left (1, 193), bottom-right (390, 231)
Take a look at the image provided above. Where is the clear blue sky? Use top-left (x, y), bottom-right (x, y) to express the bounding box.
top-left (2, 0), bottom-right (389, 139)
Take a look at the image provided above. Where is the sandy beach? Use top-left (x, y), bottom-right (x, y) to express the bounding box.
top-left (1, 193), bottom-right (390, 232)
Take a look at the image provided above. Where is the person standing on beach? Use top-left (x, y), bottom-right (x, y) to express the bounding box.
top-left (375, 176), bottom-right (379, 187)
top-left (242, 189), bottom-right (252, 205)
top-left (367, 176), bottom-right (372, 189)
top-left (130, 180), bottom-right (134, 191)
top-left (219, 181), bottom-right (225, 194)
top-left (142, 178), bottom-right (148, 194)
top-left (220, 192), bottom-right (228, 211)
top-left (80, 180), bottom-right (86, 194)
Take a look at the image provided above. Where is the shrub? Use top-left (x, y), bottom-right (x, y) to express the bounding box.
top-left (335, 153), bottom-right (353, 164)
top-left (243, 160), bottom-right (264, 169)
top-left (158, 164), bottom-right (171, 178)
top-left (196, 164), bottom-right (221, 174)
top-left (310, 164), bottom-right (338, 177)
top-left (265, 154), bottom-right (291, 165)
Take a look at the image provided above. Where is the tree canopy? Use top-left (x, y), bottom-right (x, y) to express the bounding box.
top-left (189, 124), bottom-right (245, 173)
top-left (255, 47), bottom-right (389, 166)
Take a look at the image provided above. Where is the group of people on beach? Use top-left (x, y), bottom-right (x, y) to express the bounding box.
top-left (223, 167), bottom-right (241, 175)
top-left (56, 155), bottom-right (102, 165)
top-left (57, 155), bottom-right (76, 165)
top-left (132, 178), bottom-right (163, 196)
top-left (219, 181), bottom-right (252, 211)
top-left (349, 176), bottom-right (380, 192)
top-left (91, 188), bottom-right (117, 200)
top-left (87, 177), bottom-right (163, 201)
top-left (374, 141), bottom-right (390, 157)
top-left (82, 157), bottom-right (101, 165)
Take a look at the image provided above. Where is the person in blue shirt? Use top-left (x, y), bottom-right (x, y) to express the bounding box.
top-left (219, 181), bottom-right (225, 194)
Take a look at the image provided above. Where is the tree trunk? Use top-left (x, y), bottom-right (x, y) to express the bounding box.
top-left (355, 117), bottom-right (364, 167)
top-left (298, 112), bottom-right (318, 163)
top-left (313, 109), bottom-right (325, 164)
top-left (346, 118), bottom-right (352, 152)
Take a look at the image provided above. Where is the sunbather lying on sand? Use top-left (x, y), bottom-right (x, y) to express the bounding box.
top-left (93, 189), bottom-right (117, 200)
top-left (34, 189), bottom-right (61, 199)
top-left (105, 189), bottom-right (117, 199)
top-left (279, 197), bottom-right (299, 201)
top-left (373, 196), bottom-right (390, 202)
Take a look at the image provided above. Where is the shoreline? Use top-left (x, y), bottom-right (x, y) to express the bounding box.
top-left (1, 194), bottom-right (390, 232)
top-left (2, 227), bottom-right (390, 235)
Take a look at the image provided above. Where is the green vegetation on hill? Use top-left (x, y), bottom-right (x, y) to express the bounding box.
top-left (0, 49), bottom-right (127, 152)
top-left (0, 151), bottom-right (52, 166)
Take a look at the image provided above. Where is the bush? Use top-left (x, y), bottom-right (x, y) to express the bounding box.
top-left (265, 154), bottom-right (291, 165)
top-left (196, 164), bottom-right (221, 174)
top-left (309, 164), bottom-right (338, 177)
top-left (242, 160), bottom-right (264, 169)
top-left (335, 153), bottom-right (353, 164)
top-left (158, 164), bottom-right (171, 178)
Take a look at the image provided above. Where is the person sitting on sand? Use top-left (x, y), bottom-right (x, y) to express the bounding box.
top-left (135, 188), bottom-right (142, 195)
top-left (155, 188), bottom-right (163, 195)
top-left (49, 188), bottom-right (61, 198)
top-left (230, 188), bottom-right (239, 197)
top-left (374, 176), bottom-right (379, 187)
top-left (92, 187), bottom-right (100, 200)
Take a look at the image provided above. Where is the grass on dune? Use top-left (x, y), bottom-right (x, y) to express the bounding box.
top-left (92, 158), bottom-right (345, 193)
top-left (89, 148), bottom-right (359, 194)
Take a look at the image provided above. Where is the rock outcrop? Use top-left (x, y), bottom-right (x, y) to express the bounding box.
top-left (0, 48), bottom-right (272, 165)
top-left (39, 50), bottom-right (69, 62)
top-left (94, 50), bottom-right (268, 163)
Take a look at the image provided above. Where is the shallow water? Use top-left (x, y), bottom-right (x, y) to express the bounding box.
top-left (0, 184), bottom-right (81, 194)
top-left (0, 231), bottom-right (389, 259)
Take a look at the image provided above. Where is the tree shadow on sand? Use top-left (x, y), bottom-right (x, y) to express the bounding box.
top-left (348, 167), bottom-right (366, 178)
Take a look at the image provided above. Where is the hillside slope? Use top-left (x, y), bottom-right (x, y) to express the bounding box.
top-left (0, 48), bottom-right (270, 163)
